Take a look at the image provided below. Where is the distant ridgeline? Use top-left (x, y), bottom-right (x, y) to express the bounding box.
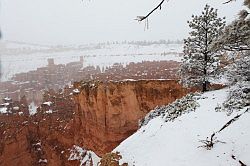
top-left (0, 59), bottom-right (180, 105)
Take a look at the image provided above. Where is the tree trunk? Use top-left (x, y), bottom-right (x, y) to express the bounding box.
top-left (203, 51), bottom-right (208, 92)
top-left (202, 81), bottom-right (207, 92)
top-left (203, 23), bottom-right (208, 92)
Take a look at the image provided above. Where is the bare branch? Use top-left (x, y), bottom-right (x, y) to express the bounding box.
top-left (198, 133), bottom-right (226, 150)
top-left (231, 155), bottom-right (247, 166)
top-left (135, 0), bottom-right (169, 22)
top-left (223, 0), bottom-right (236, 4)
top-left (239, 160), bottom-right (247, 166)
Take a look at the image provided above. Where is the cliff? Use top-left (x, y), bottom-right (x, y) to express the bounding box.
top-left (72, 80), bottom-right (191, 156)
top-left (0, 92), bottom-right (78, 166)
top-left (0, 80), bottom-right (191, 165)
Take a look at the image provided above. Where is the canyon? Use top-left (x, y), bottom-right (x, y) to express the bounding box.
top-left (0, 80), bottom-right (191, 165)
top-left (71, 80), bottom-right (190, 156)
top-left (0, 59), bottom-right (179, 105)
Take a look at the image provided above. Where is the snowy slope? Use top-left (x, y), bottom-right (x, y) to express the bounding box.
top-left (114, 88), bottom-right (250, 166)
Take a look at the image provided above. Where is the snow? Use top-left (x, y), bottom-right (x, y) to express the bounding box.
top-left (13, 106), bottom-right (20, 111)
top-left (114, 88), bottom-right (250, 166)
top-left (0, 107), bottom-right (8, 114)
top-left (68, 145), bottom-right (100, 166)
top-left (22, 121), bottom-right (28, 125)
top-left (0, 41), bottom-right (183, 81)
top-left (4, 97), bottom-right (11, 101)
top-left (38, 159), bottom-right (48, 163)
top-left (217, 82), bottom-right (250, 115)
top-left (73, 89), bottom-right (80, 94)
top-left (45, 109), bottom-right (53, 114)
top-left (43, 101), bottom-right (52, 106)
top-left (1, 103), bottom-right (10, 106)
top-left (18, 112), bottom-right (23, 115)
top-left (34, 142), bottom-right (41, 146)
top-left (122, 79), bottom-right (136, 82)
top-left (29, 102), bottom-right (38, 115)
top-left (139, 93), bottom-right (200, 127)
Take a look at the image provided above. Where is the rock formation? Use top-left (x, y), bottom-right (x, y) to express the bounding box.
top-left (71, 80), bottom-right (190, 156)
top-left (0, 80), bottom-right (191, 165)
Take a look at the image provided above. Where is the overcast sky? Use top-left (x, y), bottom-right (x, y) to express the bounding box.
top-left (0, 0), bottom-right (244, 45)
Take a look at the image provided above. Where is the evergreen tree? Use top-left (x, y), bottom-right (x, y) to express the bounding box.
top-left (226, 52), bottom-right (250, 84)
top-left (213, 1), bottom-right (250, 114)
top-left (215, 1), bottom-right (250, 84)
top-left (215, 12), bottom-right (250, 51)
top-left (179, 5), bottom-right (226, 92)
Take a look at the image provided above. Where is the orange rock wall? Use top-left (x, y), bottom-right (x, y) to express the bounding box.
top-left (72, 80), bottom-right (190, 156)
top-left (0, 80), bottom-right (192, 165)
top-left (0, 115), bottom-right (76, 166)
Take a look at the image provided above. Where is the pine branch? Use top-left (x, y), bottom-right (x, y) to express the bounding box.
top-left (223, 46), bottom-right (250, 51)
top-left (135, 0), bottom-right (168, 21)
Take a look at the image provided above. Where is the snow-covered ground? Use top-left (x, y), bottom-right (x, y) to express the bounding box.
top-left (114, 88), bottom-right (250, 166)
top-left (0, 41), bottom-right (183, 81)
top-left (68, 145), bottom-right (100, 166)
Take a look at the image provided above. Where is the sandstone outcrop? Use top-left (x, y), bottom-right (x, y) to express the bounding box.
top-left (0, 80), bottom-right (192, 165)
top-left (72, 80), bottom-right (191, 156)
top-left (0, 91), bottom-right (76, 166)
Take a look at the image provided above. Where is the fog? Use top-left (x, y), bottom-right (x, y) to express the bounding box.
top-left (0, 0), bottom-right (244, 45)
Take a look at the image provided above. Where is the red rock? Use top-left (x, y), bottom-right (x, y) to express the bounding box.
top-left (71, 80), bottom-right (191, 156)
top-left (0, 80), bottom-right (192, 164)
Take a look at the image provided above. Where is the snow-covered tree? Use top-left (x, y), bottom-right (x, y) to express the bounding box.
top-left (214, 13), bottom-right (250, 51)
top-left (225, 52), bottom-right (250, 84)
top-left (214, 1), bottom-right (250, 114)
top-left (215, 1), bottom-right (250, 84)
top-left (179, 5), bottom-right (226, 92)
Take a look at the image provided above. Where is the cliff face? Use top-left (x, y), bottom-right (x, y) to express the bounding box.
top-left (0, 80), bottom-right (191, 165)
top-left (72, 80), bottom-right (190, 156)
top-left (0, 92), bottom-right (79, 166)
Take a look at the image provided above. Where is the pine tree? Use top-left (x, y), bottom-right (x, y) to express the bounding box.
top-left (215, 13), bottom-right (250, 51)
top-left (213, 1), bottom-right (250, 114)
top-left (226, 52), bottom-right (250, 84)
top-left (215, 1), bottom-right (250, 84)
top-left (179, 5), bottom-right (226, 92)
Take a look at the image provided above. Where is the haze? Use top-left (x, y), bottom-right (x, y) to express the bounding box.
top-left (0, 0), bottom-right (244, 45)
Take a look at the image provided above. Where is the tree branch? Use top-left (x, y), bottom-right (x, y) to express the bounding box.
top-left (136, 0), bottom-right (168, 21)
top-left (223, 0), bottom-right (236, 4)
